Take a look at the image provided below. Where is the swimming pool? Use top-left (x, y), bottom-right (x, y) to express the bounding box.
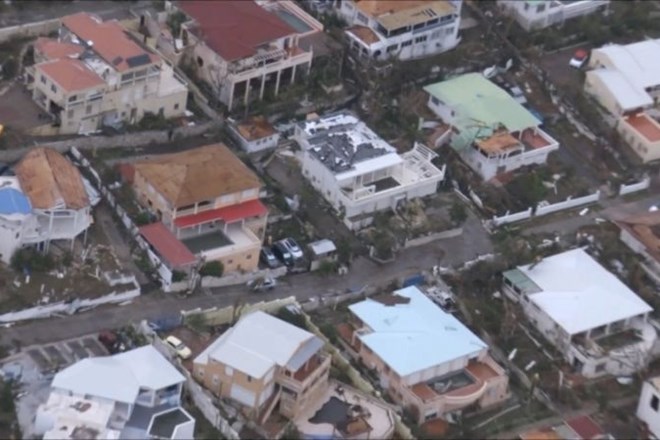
top-left (274, 9), bottom-right (313, 33)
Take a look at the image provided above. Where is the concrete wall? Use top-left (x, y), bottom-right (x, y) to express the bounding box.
top-left (200, 266), bottom-right (287, 289)
top-left (0, 18), bottom-right (59, 43)
top-left (492, 208), bottom-right (534, 226)
top-left (181, 295), bottom-right (297, 327)
top-left (619, 177), bottom-right (651, 196)
top-left (404, 227), bottom-right (463, 248)
top-left (534, 191), bottom-right (600, 216)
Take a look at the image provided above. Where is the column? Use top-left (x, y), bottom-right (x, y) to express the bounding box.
top-left (290, 64), bottom-right (297, 85)
top-left (259, 74), bottom-right (266, 100)
top-left (274, 70), bottom-right (282, 96)
top-left (227, 82), bottom-right (236, 110)
top-left (244, 80), bottom-right (250, 106)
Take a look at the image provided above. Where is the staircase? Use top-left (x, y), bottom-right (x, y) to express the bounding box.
top-left (257, 386), bottom-right (282, 426)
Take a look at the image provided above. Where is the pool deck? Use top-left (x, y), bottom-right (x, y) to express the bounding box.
top-left (295, 380), bottom-right (396, 439)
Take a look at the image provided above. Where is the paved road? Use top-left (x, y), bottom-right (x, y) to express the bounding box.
top-left (1, 210), bottom-right (492, 347)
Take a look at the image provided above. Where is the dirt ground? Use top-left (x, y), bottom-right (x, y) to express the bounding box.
top-left (0, 83), bottom-right (45, 134)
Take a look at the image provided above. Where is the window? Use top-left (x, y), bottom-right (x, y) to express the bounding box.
top-left (40, 75), bottom-right (46, 84)
top-left (212, 375), bottom-right (219, 385)
top-left (67, 109), bottom-right (74, 119)
top-left (524, 3), bottom-right (530, 11)
top-left (50, 84), bottom-right (57, 93)
top-left (357, 12), bottom-right (368, 24)
top-left (431, 96), bottom-right (440, 105)
top-left (197, 56), bottom-right (204, 67)
top-left (651, 395), bottom-right (659, 411)
top-left (85, 105), bottom-right (92, 115)
top-left (595, 363), bottom-right (606, 373)
top-left (401, 40), bottom-right (412, 47)
top-left (247, 375), bottom-right (253, 382)
top-left (537, 4), bottom-right (546, 13)
top-left (386, 44), bottom-right (398, 53)
top-left (415, 35), bottom-right (427, 44)
top-left (174, 103), bottom-right (179, 110)
top-left (68, 95), bottom-right (77, 102)
top-left (246, 254), bottom-right (252, 259)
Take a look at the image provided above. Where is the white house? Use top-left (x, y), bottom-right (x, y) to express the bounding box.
top-left (502, 248), bottom-right (656, 378)
top-left (637, 377), bottom-right (660, 439)
top-left (228, 116), bottom-right (280, 153)
top-left (497, 0), bottom-right (610, 31)
top-left (293, 112), bottom-right (446, 230)
top-left (0, 178), bottom-right (34, 263)
top-left (425, 73), bottom-right (559, 180)
top-left (337, 0), bottom-right (462, 62)
top-left (33, 345), bottom-right (195, 440)
top-left (342, 286), bottom-right (509, 424)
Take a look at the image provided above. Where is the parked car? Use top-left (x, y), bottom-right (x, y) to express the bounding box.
top-left (98, 330), bottom-right (125, 354)
top-left (569, 49), bottom-right (589, 69)
top-left (247, 277), bottom-right (277, 292)
top-left (260, 247), bottom-right (280, 268)
top-left (164, 335), bottom-right (192, 360)
top-left (272, 242), bottom-right (294, 266)
top-left (281, 238), bottom-right (304, 260)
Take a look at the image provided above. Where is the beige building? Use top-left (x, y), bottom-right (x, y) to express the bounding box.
top-left (26, 12), bottom-right (188, 135)
top-left (339, 286), bottom-right (509, 424)
top-left (174, 1), bottom-right (313, 110)
top-left (132, 144), bottom-right (267, 274)
top-left (617, 211), bottom-right (660, 284)
top-left (193, 311), bottom-right (331, 423)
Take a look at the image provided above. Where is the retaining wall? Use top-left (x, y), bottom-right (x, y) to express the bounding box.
top-left (404, 227), bottom-right (463, 248)
top-left (492, 208), bottom-right (534, 226)
top-left (619, 177), bottom-right (651, 196)
top-left (200, 266), bottom-right (288, 289)
top-left (535, 191), bottom-right (600, 217)
top-left (0, 18), bottom-right (59, 43)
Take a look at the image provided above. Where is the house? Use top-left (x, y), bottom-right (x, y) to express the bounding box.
top-left (425, 73), bottom-right (559, 180)
top-left (337, 0), bottom-right (462, 62)
top-left (228, 116), bottom-right (280, 153)
top-left (33, 345), bottom-right (195, 440)
top-left (193, 310), bottom-right (331, 423)
top-left (497, 0), bottom-right (610, 31)
top-left (174, 1), bottom-right (313, 110)
top-left (293, 111), bottom-right (445, 230)
top-left (584, 39), bottom-right (660, 162)
top-left (132, 144), bottom-right (267, 275)
top-left (502, 248), bottom-right (656, 378)
top-left (338, 286), bottom-right (509, 424)
top-left (616, 211), bottom-right (660, 284)
top-left (637, 377), bottom-right (660, 439)
top-left (25, 12), bottom-right (188, 135)
top-left (0, 148), bottom-right (95, 262)
top-left (519, 415), bottom-right (611, 439)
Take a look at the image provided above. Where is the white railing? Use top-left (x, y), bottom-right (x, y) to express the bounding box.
top-left (535, 191), bottom-right (600, 217)
top-left (492, 207), bottom-right (534, 226)
top-left (619, 177), bottom-right (651, 196)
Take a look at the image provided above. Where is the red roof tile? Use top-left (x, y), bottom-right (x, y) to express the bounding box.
top-left (37, 58), bottom-right (104, 92)
top-left (62, 12), bottom-right (159, 72)
top-left (139, 222), bottom-right (196, 268)
top-left (565, 415), bottom-right (606, 440)
top-left (178, 1), bottom-right (296, 62)
top-left (174, 199), bottom-right (267, 229)
top-left (34, 37), bottom-right (84, 60)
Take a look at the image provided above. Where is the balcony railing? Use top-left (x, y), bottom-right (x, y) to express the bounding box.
top-left (277, 353), bottom-right (330, 392)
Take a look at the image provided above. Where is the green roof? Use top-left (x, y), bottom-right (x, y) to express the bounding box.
top-left (424, 73), bottom-right (541, 151)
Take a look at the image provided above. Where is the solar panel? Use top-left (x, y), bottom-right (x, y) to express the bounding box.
top-left (126, 54), bottom-right (151, 68)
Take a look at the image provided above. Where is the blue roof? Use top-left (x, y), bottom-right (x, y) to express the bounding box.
top-left (0, 188), bottom-right (31, 215)
top-left (348, 286), bottom-right (487, 378)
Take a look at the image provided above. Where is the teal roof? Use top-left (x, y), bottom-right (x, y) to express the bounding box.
top-left (424, 73), bottom-right (541, 151)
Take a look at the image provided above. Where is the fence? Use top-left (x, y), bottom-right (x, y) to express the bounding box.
top-left (534, 191), bottom-right (600, 217)
top-left (403, 227), bottom-right (463, 248)
top-left (0, 18), bottom-right (59, 43)
top-left (70, 147), bottom-right (175, 290)
top-left (619, 177), bottom-right (651, 196)
top-left (181, 296), bottom-right (298, 327)
top-left (0, 285), bottom-right (140, 323)
top-left (492, 208), bottom-right (534, 226)
top-left (490, 190), bottom-right (601, 227)
top-left (200, 267), bottom-right (288, 289)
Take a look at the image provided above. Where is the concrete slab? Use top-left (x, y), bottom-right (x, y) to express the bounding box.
top-left (82, 336), bottom-right (107, 356)
top-left (66, 340), bottom-right (88, 361)
top-left (42, 345), bottom-right (67, 367)
top-left (26, 348), bottom-right (50, 372)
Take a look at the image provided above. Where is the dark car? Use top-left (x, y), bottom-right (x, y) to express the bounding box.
top-left (260, 247), bottom-right (280, 268)
top-left (272, 242), bottom-right (294, 266)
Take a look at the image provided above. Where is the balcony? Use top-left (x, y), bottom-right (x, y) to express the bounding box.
top-left (228, 47), bottom-right (312, 82)
top-left (519, 127), bottom-right (558, 151)
top-left (409, 358), bottom-right (504, 408)
top-left (180, 222), bottom-right (260, 260)
top-left (278, 353), bottom-right (331, 393)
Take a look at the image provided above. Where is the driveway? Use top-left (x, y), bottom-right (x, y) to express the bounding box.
top-left (0, 82), bottom-right (44, 131)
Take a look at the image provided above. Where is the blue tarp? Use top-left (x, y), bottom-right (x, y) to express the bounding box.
top-left (0, 188), bottom-right (31, 215)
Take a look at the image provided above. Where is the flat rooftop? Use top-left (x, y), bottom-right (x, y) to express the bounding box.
top-left (300, 112), bottom-right (401, 175)
top-left (625, 113), bottom-right (660, 143)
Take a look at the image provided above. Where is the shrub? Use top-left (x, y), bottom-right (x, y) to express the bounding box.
top-left (172, 270), bottom-right (186, 282)
top-left (11, 248), bottom-right (55, 273)
top-left (199, 261), bottom-right (224, 278)
top-left (320, 323), bottom-right (338, 344)
top-left (275, 307), bottom-right (308, 330)
top-left (134, 212), bottom-right (152, 226)
top-left (449, 200), bottom-right (468, 226)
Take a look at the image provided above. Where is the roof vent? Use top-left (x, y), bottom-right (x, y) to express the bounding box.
top-left (86, 40), bottom-right (94, 47)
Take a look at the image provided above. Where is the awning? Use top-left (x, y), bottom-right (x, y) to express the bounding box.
top-left (174, 199), bottom-right (267, 229)
top-left (139, 222), bottom-right (196, 268)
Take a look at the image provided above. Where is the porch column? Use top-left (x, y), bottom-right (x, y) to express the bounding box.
top-left (605, 322), bottom-right (611, 335)
top-left (244, 80), bottom-right (250, 106)
top-left (274, 70), bottom-right (282, 96)
top-left (291, 64), bottom-right (297, 85)
top-left (227, 82), bottom-right (236, 110)
top-left (259, 74), bottom-right (267, 100)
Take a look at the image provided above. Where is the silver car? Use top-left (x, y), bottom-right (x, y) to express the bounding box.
top-left (281, 238), bottom-right (304, 260)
